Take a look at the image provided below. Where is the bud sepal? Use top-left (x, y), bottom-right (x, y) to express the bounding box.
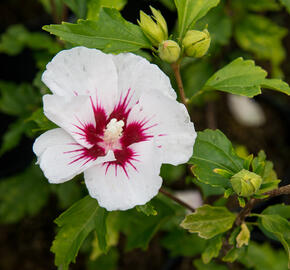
top-left (230, 169), bottom-right (262, 197)
top-left (138, 7), bottom-right (168, 47)
top-left (213, 168), bottom-right (234, 179)
top-left (158, 40), bottom-right (181, 63)
top-left (182, 29), bottom-right (211, 58)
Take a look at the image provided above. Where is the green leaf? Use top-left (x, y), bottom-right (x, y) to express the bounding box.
top-left (0, 119), bottom-right (27, 156)
top-left (263, 204), bottom-right (290, 219)
top-left (51, 196), bottom-right (108, 270)
top-left (0, 165), bottom-right (50, 223)
top-left (160, 0), bottom-right (176, 11)
top-left (160, 163), bottom-right (186, 184)
top-left (182, 59), bottom-right (214, 99)
top-left (280, 0), bottom-right (290, 13)
top-left (194, 259), bottom-right (227, 270)
top-left (90, 212), bottom-right (119, 260)
top-left (0, 25), bottom-right (29, 55)
top-left (234, 15), bottom-right (287, 68)
top-left (136, 202), bottom-right (157, 216)
top-left (50, 180), bottom-right (83, 209)
top-left (0, 81), bottom-right (41, 116)
top-left (119, 195), bottom-right (178, 251)
top-left (43, 8), bottom-right (151, 53)
top-left (175, 0), bottom-right (220, 38)
top-left (191, 177), bottom-right (225, 198)
top-left (161, 229), bottom-right (206, 257)
top-left (202, 234), bottom-right (223, 263)
top-left (224, 188), bottom-right (234, 199)
top-left (236, 223), bottom-right (250, 248)
top-left (243, 0), bottom-right (281, 11)
top-left (181, 205), bottom-right (236, 239)
top-left (189, 129), bottom-right (244, 188)
top-left (63, 0), bottom-right (88, 18)
top-left (39, 0), bottom-right (64, 18)
top-left (119, 194), bottom-right (184, 251)
top-left (257, 180), bottom-right (280, 194)
top-left (0, 24), bottom-right (60, 55)
top-left (195, 2), bottom-right (232, 46)
top-left (237, 197), bottom-right (246, 208)
top-left (87, 0), bottom-right (127, 20)
top-left (222, 246), bottom-right (246, 262)
top-left (28, 108), bottom-right (58, 131)
top-left (258, 204), bottom-right (290, 241)
top-left (259, 214), bottom-right (290, 268)
top-left (262, 78), bottom-right (290, 96)
top-left (87, 247), bottom-right (119, 270)
top-left (238, 241), bottom-right (289, 270)
top-left (228, 227), bottom-right (240, 245)
top-left (202, 57), bottom-right (267, 97)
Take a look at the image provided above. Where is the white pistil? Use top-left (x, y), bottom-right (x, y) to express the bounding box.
top-left (103, 118), bottom-right (124, 147)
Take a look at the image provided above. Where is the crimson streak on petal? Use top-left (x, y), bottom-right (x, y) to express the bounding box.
top-left (65, 88), bottom-right (157, 177)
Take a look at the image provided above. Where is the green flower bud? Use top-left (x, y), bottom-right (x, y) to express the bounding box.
top-left (138, 7), bottom-right (168, 47)
top-left (182, 29), bottom-right (211, 58)
top-left (158, 40), bottom-right (181, 63)
top-left (213, 168), bottom-right (234, 178)
top-left (230, 169), bottom-right (262, 197)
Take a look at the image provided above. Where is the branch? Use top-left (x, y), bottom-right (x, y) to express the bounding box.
top-left (235, 198), bottom-right (256, 226)
top-left (220, 183), bottom-right (290, 255)
top-left (235, 184), bottom-right (290, 226)
top-left (171, 62), bottom-right (188, 109)
top-left (159, 188), bottom-right (195, 212)
top-left (265, 184), bottom-right (290, 197)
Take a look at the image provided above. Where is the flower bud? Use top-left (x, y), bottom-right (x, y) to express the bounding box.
top-left (230, 169), bottom-right (262, 197)
top-left (182, 29), bottom-right (211, 58)
top-left (158, 40), bottom-right (181, 63)
top-left (213, 168), bottom-right (234, 179)
top-left (138, 7), bottom-right (168, 47)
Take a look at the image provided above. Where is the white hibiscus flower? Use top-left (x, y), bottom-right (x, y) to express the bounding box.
top-left (33, 46), bottom-right (196, 211)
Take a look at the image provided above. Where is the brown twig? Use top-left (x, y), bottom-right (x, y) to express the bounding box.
top-left (171, 62), bottom-right (188, 109)
top-left (265, 184), bottom-right (290, 197)
top-left (235, 184), bottom-right (290, 226)
top-left (159, 188), bottom-right (195, 212)
top-left (220, 184), bottom-right (290, 256)
top-left (235, 198), bottom-right (256, 226)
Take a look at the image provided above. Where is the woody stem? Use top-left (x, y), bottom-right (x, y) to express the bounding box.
top-left (171, 62), bottom-right (188, 109)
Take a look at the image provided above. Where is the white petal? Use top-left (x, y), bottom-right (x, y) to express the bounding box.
top-left (84, 140), bottom-right (162, 211)
top-left (227, 94), bottom-right (266, 127)
top-left (33, 128), bottom-right (72, 159)
top-left (128, 90), bottom-right (196, 165)
top-left (34, 130), bottom-right (115, 183)
top-left (42, 46), bottom-right (118, 112)
top-left (43, 94), bottom-right (97, 148)
top-left (112, 53), bottom-right (177, 107)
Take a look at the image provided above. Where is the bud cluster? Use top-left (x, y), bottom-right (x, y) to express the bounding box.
top-left (138, 7), bottom-right (211, 63)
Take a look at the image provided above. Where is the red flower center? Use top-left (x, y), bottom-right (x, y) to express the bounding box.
top-left (68, 89), bottom-right (154, 176)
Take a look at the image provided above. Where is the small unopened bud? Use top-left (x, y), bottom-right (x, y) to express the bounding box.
top-left (138, 7), bottom-right (168, 47)
top-left (213, 168), bottom-right (234, 178)
top-left (182, 29), bottom-right (211, 58)
top-left (230, 169), bottom-right (262, 197)
top-left (158, 40), bottom-right (181, 63)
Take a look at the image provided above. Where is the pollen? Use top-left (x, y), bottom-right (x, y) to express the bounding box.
top-left (103, 118), bottom-right (124, 145)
